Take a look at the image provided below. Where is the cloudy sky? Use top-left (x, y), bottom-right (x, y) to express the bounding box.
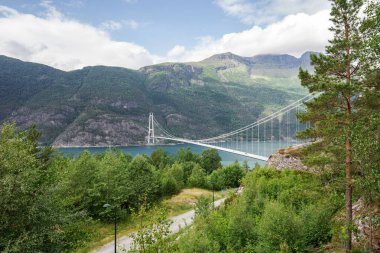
top-left (0, 0), bottom-right (332, 70)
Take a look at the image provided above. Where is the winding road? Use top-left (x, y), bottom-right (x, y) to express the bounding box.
top-left (92, 198), bottom-right (225, 253)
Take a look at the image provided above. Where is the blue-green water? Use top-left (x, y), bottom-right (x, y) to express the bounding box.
top-left (58, 141), bottom-right (300, 167)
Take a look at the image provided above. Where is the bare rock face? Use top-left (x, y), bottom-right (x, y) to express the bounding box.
top-left (53, 114), bottom-right (146, 147)
top-left (265, 143), bottom-right (314, 172)
top-left (9, 106), bottom-right (74, 128)
top-left (6, 106), bottom-right (76, 144)
top-left (352, 199), bottom-right (380, 251)
top-left (166, 113), bottom-right (188, 127)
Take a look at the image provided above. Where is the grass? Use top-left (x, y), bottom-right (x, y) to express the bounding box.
top-left (161, 188), bottom-right (224, 216)
top-left (277, 144), bottom-right (306, 158)
top-left (76, 188), bottom-right (224, 253)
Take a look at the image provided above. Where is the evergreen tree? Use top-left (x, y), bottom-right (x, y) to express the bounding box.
top-left (297, 0), bottom-right (380, 251)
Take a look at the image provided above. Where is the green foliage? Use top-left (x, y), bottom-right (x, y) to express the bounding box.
top-left (0, 123), bottom-right (91, 252)
top-left (161, 174), bottom-right (180, 196)
top-left (201, 148), bottom-right (222, 174)
top-left (150, 148), bottom-right (172, 170)
top-left (168, 163), bottom-right (185, 189)
top-left (176, 168), bottom-right (340, 252)
top-left (299, 203), bottom-right (336, 246)
top-left (256, 201), bottom-right (303, 253)
top-left (176, 147), bottom-right (200, 163)
top-left (194, 195), bottom-right (212, 219)
top-left (209, 162), bottom-right (246, 190)
top-left (181, 161), bottom-right (198, 184)
top-left (352, 115), bottom-right (380, 204)
top-left (297, 1), bottom-right (380, 249)
top-left (188, 164), bottom-right (207, 188)
top-left (126, 155), bottom-right (161, 209)
top-left (129, 204), bottom-right (174, 253)
top-left (161, 163), bottom-right (184, 196)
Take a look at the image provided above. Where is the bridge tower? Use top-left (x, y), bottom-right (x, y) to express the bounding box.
top-left (147, 112), bottom-right (155, 144)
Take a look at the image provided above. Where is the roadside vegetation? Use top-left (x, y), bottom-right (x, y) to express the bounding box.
top-left (76, 188), bottom-right (223, 253)
top-left (0, 123), bottom-right (243, 252)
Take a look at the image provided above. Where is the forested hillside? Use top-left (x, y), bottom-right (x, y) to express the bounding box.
top-left (0, 52), bottom-right (313, 146)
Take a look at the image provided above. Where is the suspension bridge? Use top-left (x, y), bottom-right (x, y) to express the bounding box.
top-left (146, 93), bottom-right (317, 161)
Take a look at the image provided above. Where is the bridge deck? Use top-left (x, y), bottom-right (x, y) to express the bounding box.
top-left (155, 136), bottom-right (269, 161)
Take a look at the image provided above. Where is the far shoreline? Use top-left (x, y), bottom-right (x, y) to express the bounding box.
top-left (52, 143), bottom-right (181, 149)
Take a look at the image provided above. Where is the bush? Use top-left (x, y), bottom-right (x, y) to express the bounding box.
top-left (256, 201), bottom-right (304, 253)
top-left (201, 149), bottom-right (222, 174)
top-left (188, 164), bottom-right (207, 188)
top-left (168, 163), bottom-right (185, 189)
top-left (209, 162), bottom-right (245, 190)
top-left (161, 173), bottom-right (180, 196)
top-left (176, 167), bottom-right (340, 253)
top-left (299, 203), bottom-right (335, 247)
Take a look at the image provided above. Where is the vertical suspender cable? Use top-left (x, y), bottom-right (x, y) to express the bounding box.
top-left (257, 124), bottom-right (260, 155)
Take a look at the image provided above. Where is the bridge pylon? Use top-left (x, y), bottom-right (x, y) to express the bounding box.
top-left (147, 112), bottom-right (155, 144)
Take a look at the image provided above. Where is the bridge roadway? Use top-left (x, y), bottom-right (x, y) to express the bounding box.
top-left (155, 136), bottom-right (269, 161)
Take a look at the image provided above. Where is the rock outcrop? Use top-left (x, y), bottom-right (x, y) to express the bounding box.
top-left (265, 143), bottom-right (314, 172)
top-left (352, 199), bottom-right (380, 251)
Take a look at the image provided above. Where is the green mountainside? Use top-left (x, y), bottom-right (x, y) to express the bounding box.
top-left (0, 52), bottom-right (316, 146)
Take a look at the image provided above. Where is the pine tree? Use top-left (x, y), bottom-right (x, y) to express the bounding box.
top-left (298, 0), bottom-right (367, 251)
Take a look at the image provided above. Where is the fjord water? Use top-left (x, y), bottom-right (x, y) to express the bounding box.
top-left (59, 140), bottom-right (301, 166)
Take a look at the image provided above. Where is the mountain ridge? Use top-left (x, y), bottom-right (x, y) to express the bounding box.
top-left (0, 52), bottom-right (318, 146)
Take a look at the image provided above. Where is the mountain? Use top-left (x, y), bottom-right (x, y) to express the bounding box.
top-left (0, 52), bottom-right (317, 146)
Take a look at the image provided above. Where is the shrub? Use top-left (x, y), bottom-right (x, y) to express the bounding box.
top-left (188, 164), bottom-right (207, 188)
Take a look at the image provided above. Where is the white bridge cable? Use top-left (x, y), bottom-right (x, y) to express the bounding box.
top-left (151, 92), bottom-right (319, 145)
top-left (152, 118), bottom-right (176, 139)
top-left (195, 93), bottom-right (318, 142)
top-left (197, 94), bottom-right (315, 142)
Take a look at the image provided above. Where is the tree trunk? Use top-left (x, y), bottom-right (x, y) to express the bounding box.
top-left (344, 11), bottom-right (353, 252)
top-left (345, 134), bottom-right (353, 252)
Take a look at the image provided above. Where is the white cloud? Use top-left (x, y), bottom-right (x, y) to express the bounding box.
top-left (214, 0), bottom-right (256, 25)
top-left (215, 0), bottom-right (331, 25)
top-left (167, 45), bottom-right (186, 58)
top-left (0, 2), bottom-right (332, 71)
top-left (100, 20), bottom-right (123, 31)
top-left (165, 10), bottom-right (332, 62)
top-left (123, 19), bottom-right (139, 30)
top-left (100, 19), bottom-right (139, 31)
top-left (0, 4), bottom-right (155, 70)
top-left (39, 0), bottom-right (63, 19)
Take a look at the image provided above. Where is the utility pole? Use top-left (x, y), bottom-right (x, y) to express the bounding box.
top-left (114, 206), bottom-right (117, 253)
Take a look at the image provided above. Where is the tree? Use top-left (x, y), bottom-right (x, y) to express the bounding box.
top-left (181, 161), bottom-right (198, 184)
top-left (168, 162), bottom-right (185, 189)
top-left (176, 147), bottom-right (199, 163)
top-left (161, 162), bottom-right (185, 196)
top-left (201, 149), bottom-right (222, 174)
top-left (126, 155), bottom-right (161, 209)
top-left (0, 123), bottom-right (89, 252)
top-left (188, 164), bottom-right (207, 188)
top-left (298, 0), bottom-right (379, 251)
top-left (151, 148), bottom-right (172, 170)
top-left (62, 151), bottom-right (101, 217)
top-left (209, 162), bottom-right (245, 190)
top-left (356, 1), bottom-right (380, 206)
